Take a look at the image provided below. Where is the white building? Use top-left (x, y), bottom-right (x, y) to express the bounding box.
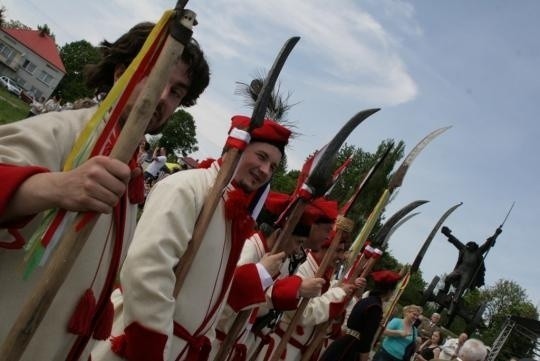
top-left (0, 27), bottom-right (66, 100)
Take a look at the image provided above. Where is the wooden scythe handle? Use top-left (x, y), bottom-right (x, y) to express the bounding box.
top-left (0, 9), bottom-right (194, 361)
top-left (213, 309), bottom-right (252, 361)
top-left (173, 148), bottom-right (241, 296)
top-left (269, 228), bottom-right (345, 361)
top-left (300, 255), bottom-right (378, 361)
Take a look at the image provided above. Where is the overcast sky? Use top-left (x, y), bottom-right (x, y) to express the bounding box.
top-left (4, 0), bottom-right (540, 309)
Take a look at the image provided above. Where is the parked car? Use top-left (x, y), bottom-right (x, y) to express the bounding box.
top-left (0, 76), bottom-right (23, 97)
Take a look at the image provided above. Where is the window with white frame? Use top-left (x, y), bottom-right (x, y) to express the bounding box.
top-left (37, 70), bottom-right (53, 85)
top-left (0, 43), bottom-right (13, 58)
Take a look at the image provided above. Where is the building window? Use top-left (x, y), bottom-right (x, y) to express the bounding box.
top-left (37, 70), bottom-right (53, 85)
top-left (22, 59), bottom-right (36, 74)
top-left (0, 43), bottom-right (13, 58)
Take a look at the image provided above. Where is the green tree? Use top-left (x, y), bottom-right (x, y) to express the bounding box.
top-left (4, 19), bottom-right (30, 30)
top-left (271, 167), bottom-right (299, 194)
top-left (55, 40), bottom-right (101, 102)
top-left (476, 280), bottom-right (539, 360)
top-left (0, 6), bottom-right (6, 28)
top-left (329, 140), bottom-right (405, 236)
top-left (158, 109), bottom-right (198, 157)
top-left (37, 24), bottom-right (54, 39)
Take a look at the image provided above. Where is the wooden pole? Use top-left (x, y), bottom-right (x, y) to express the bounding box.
top-left (0, 6), bottom-right (194, 361)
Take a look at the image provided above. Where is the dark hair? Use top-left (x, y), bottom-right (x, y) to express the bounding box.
top-left (370, 281), bottom-right (398, 297)
top-left (84, 21), bottom-right (210, 107)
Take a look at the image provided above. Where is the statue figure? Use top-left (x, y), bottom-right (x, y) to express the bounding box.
top-left (440, 226), bottom-right (501, 300)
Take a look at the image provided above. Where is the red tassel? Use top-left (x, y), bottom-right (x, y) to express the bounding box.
top-left (110, 334), bottom-right (128, 357)
top-left (93, 299), bottom-right (114, 340)
top-left (67, 289), bottom-right (96, 336)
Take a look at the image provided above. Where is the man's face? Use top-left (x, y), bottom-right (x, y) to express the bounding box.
top-left (431, 313), bottom-right (441, 324)
top-left (306, 222), bottom-right (333, 250)
top-left (332, 243), bottom-right (347, 264)
top-left (124, 60), bottom-right (191, 134)
top-left (459, 333), bottom-right (468, 344)
top-left (233, 142), bottom-right (282, 193)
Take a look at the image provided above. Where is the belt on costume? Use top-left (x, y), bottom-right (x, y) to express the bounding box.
top-left (345, 328), bottom-right (362, 340)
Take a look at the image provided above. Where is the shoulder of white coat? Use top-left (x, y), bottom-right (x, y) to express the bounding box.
top-left (150, 165), bottom-right (218, 210)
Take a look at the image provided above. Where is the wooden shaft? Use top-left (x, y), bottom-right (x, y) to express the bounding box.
top-left (300, 321), bottom-right (328, 361)
top-left (271, 199), bottom-right (308, 255)
top-left (300, 255), bottom-right (379, 361)
top-left (0, 216), bottom-right (97, 361)
top-left (0, 12), bottom-right (192, 361)
top-left (269, 228), bottom-right (344, 361)
top-left (214, 309), bottom-right (251, 361)
top-left (173, 148), bottom-right (240, 296)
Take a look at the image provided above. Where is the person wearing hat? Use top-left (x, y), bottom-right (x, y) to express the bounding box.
top-left (90, 115), bottom-right (291, 361)
top-left (255, 197), bottom-right (366, 361)
top-left (212, 192), bottom-right (330, 360)
top-left (320, 270), bottom-right (402, 361)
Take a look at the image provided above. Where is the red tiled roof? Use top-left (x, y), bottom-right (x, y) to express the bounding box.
top-left (2, 28), bottom-right (66, 73)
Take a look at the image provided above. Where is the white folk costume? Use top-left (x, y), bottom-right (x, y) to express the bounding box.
top-left (90, 116), bottom-right (291, 361)
top-left (212, 231), bottom-right (273, 361)
top-left (213, 187), bottom-right (347, 361)
top-left (0, 108), bottom-right (144, 361)
top-left (257, 252), bottom-right (348, 361)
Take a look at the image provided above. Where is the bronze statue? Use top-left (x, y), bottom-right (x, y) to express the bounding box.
top-left (440, 226), bottom-right (501, 300)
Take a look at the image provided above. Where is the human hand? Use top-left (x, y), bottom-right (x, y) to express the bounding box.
top-left (441, 226), bottom-right (451, 236)
top-left (340, 282), bottom-right (358, 296)
top-left (55, 156), bottom-right (131, 213)
top-left (260, 251), bottom-right (286, 276)
top-left (299, 277), bottom-right (325, 298)
top-left (353, 277), bottom-right (367, 288)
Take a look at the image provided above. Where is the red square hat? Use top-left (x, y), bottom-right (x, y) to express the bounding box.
top-left (301, 197), bottom-right (339, 226)
top-left (230, 115), bottom-right (292, 153)
top-left (371, 270), bottom-right (402, 284)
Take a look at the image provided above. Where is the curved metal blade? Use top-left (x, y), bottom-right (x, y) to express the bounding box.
top-left (340, 143), bottom-right (394, 217)
top-left (410, 202), bottom-right (463, 272)
top-left (306, 108), bottom-right (380, 197)
top-left (372, 200), bottom-right (429, 246)
top-left (380, 211), bottom-right (420, 249)
top-left (388, 126), bottom-right (451, 191)
top-left (249, 36), bottom-right (300, 131)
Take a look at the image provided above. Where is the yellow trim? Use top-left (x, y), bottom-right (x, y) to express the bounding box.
top-left (63, 10), bottom-right (174, 171)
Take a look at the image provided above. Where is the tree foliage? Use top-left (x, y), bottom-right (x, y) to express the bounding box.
top-left (475, 280), bottom-right (539, 360)
top-left (4, 19), bottom-right (31, 30)
top-left (37, 24), bottom-right (54, 39)
top-left (158, 109), bottom-right (198, 157)
top-left (0, 6), bottom-right (6, 28)
top-left (55, 40), bottom-right (101, 102)
top-left (329, 140), bottom-right (405, 236)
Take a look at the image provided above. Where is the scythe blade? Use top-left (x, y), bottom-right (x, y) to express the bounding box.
top-left (388, 126), bottom-right (451, 191)
top-left (411, 202), bottom-right (463, 273)
top-left (249, 36), bottom-right (300, 130)
top-left (305, 108), bottom-right (380, 197)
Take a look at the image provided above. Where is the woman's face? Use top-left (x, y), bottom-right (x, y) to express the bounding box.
top-left (431, 331), bottom-right (441, 344)
top-left (405, 308), bottom-right (421, 323)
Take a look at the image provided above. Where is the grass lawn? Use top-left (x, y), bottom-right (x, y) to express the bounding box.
top-left (0, 87), bottom-right (30, 125)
